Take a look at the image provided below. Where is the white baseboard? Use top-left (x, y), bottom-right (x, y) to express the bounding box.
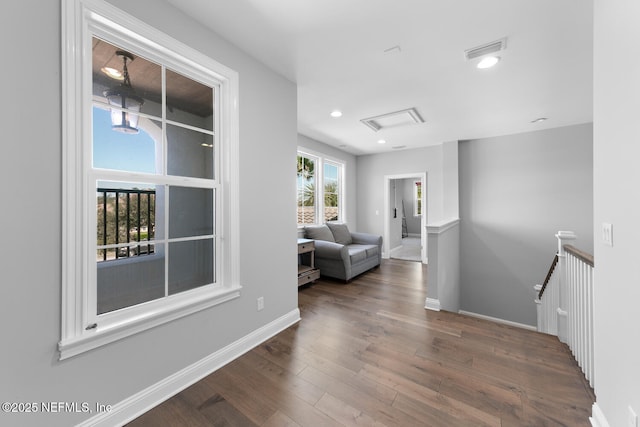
top-left (78, 308), bottom-right (301, 427)
top-left (425, 298), bottom-right (441, 311)
top-left (457, 310), bottom-right (537, 332)
top-left (590, 403), bottom-right (610, 427)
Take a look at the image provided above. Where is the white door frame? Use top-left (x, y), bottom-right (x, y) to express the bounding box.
top-left (383, 172), bottom-right (427, 263)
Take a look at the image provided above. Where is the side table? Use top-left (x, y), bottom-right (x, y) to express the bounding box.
top-left (298, 238), bottom-right (320, 286)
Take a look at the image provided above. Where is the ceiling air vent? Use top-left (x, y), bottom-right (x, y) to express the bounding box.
top-left (464, 37), bottom-right (507, 61)
top-left (360, 108), bottom-right (424, 132)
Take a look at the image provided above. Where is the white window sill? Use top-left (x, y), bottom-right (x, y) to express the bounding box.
top-left (58, 285), bottom-right (241, 360)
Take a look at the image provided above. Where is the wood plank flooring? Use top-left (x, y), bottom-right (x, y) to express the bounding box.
top-left (127, 259), bottom-right (595, 426)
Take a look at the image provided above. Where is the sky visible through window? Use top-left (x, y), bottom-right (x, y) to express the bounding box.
top-left (93, 107), bottom-right (156, 174)
top-left (325, 165), bottom-right (338, 182)
top-left (295, 161), bottom-right (338, 186)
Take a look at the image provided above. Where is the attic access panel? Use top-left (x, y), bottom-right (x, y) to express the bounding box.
top-left (360, 108), bottom-right (424, 132)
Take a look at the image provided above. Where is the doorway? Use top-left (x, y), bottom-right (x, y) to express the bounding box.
top-left (383, 173), bottom-right (427, 263)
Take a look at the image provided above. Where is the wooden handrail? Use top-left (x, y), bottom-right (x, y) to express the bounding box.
top-left (538, 245), bottom-right (594, 299)
top-left (538, 254), bottom-right (559, 299)
top-left (563, 244), bottom-right (594, 267)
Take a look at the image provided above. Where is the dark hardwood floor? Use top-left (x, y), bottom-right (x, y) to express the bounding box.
top-left (128, 259), bottom-right (595, 426)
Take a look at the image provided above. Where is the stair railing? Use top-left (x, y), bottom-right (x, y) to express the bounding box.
top-left (534, 231), bottom-right (595, 387)
top-left (534, 253), bottom-right (559, 335)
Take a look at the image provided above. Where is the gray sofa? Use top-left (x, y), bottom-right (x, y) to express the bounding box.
top-left (304, 223), bottom-right (382, 282)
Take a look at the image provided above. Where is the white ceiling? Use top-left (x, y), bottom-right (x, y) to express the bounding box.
top-left (166, 0), bottom-right (593, 155)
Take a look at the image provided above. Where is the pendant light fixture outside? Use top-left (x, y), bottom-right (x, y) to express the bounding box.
top-left (103, 50), bottom-right (144, 134)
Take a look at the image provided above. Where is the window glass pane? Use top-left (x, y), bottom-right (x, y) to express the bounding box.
top-left (166, 69), bottom-right (214, 132)
top-left (169, 186), bottom-right (214, 238)
top-left (324, 163), bottom-right (339, 222)
top-left (169, 239), bottom-right (214, 295)
top-left (167, 124), bottom-right (214, 179)
top-left (97, 243), bottom-right (165, 315)
top-left (92, 37), bottom-right (162, 123)
top-left (96, 182), bottom-right (161, 261)
top-left (297, 155), bottom-right (316, 225)
top-left (93, 106), bottom-right (161, 173)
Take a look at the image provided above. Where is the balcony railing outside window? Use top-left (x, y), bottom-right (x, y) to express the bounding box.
top-left (97, 188), bottom-right (156, 261)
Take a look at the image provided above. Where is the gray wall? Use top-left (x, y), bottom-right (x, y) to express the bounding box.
top-left (459, 123), bottom-right (593, 326)
top-left (593, 1), bottom-right (640, 425)
top-left (356, 145), bottom-right (444, 237)
top-left (427, 222), bottom-right (460, 312)
top-left (442, 141), bottom-right (460, 220)
top-left (297, 134), bottom-right (357, 227)
top-left (0, 1), bottom-right (297, 426)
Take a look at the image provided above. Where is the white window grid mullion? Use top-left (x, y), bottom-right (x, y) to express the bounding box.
top-left (161, 65), bottom-right (170, 300)
top-left (93, 98), bottom-right (162, 125)
top-left (214, 84), bottom-right (220, 183)
top-left (165, 119), bottom-right (215, 137)
top-left (212, 84), bottom-right (220, 280)
top-left (162, 64), bottom-right (167, 177)
top-left (338, 162), bottom-right (344, 222)
top-left (164, 183), bottom-right (170, 299)
top-left (96, 242), bottom-right (162, 251)
top-left (214, 187), bottom-right (219, 284)
top-left (92, 170), bottom-right (217, 189)
top-left (317, 157), bottom-right (323, 224)
top-left (167, 234), bottom-right (216, 244)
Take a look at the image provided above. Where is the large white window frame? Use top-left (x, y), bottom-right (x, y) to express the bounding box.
top-left (296, 149), bottom-right (345, 226)
top-left (60, 0), bottom-right (240, 359)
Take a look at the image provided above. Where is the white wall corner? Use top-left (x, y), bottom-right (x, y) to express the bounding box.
top-left (425, 297), bottom-right (441, 311)
top-left (76, 308), bottom-right (301, 427)
top-left (589, 403), bottom-right (611, 427)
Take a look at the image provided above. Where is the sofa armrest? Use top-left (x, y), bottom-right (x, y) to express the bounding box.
top-left (350, 232), bottom-right (382, 247)
top-left (313, 240), bottom-right (348, 261)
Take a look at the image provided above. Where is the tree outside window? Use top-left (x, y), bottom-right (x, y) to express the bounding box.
top-left (297, 152), bottom-right (343, 225)
top-left (297, 154), bottom-right (316, 225)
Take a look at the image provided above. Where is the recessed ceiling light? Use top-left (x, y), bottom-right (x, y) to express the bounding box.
top-left (531, 117), bottom-right (548, 123)
top-left (477, 56), bottom-right (500, 69)
top-left (378, 139), bottom-right (386, 144)
top-left (330, 110), bottom-right (343, 118)
top-left (101, 66), bottom-right (124, 80)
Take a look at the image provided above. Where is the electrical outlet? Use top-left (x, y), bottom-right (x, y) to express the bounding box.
top-left (629, 406), bottom-right (638, 427)
top-left (602, 223), bottom-right (613, 246)
top-left (257, 297), bottom-right (264, 311)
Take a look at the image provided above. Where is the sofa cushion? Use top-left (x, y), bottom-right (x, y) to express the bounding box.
top-left (304, 224), bottom-right (335, 242)
top-left (326, 222), bottom-right (353, 245)
top-left (365, 245), bottom-right (379, 258)
top-left (347, 244), bottom-right (378, 265)
top-left (348, 246), bottom-right (367, 264)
